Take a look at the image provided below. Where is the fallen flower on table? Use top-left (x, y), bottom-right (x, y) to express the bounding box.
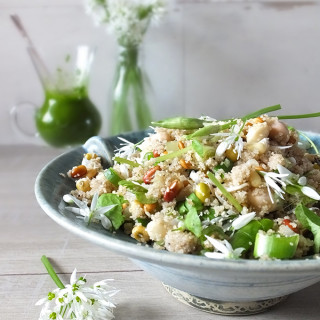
top-left (36, 255), bottom-right (119, 320)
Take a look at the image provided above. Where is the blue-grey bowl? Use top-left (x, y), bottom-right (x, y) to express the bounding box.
top-left (35, 131), bottom-right (320, 315)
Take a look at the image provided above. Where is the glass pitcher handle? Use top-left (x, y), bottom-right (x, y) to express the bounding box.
top-left (10, 101), bottom-right (40, 143)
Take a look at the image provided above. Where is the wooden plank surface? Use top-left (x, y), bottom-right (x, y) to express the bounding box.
top-left (1, 145), bottom-right (319, 319)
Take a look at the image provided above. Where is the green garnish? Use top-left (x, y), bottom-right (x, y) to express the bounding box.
top-left (135, 192), bottom-right (157, 204)
top-left (277, 112), bottom-right (320, 120)
top-left (207, 171), bottom-right (243, 213)
top-left (104, 168), bottom-right (122, 186)
top-left (151, 117), bottom-right (205, 130)
top-left (241, 104), bottom-right (281, 121)
top-left (114, 156), bottom-right (140, 167)
top-left (253, 232), bottom-right (299, 259)
top-left (118, 180), bottom-right (148, 193)
top-left (184, 207), bottom-right (202, 238)
top-left (96, 194), bottom-right (126, 230)
top-left (231, 219), bottom-right (273, 252)
top-left (295, 204), bottom-right (320, 253)
top-left (191, 140), bottom-right (215, 159)
top-left (154, 145), bottom-right (192, 164)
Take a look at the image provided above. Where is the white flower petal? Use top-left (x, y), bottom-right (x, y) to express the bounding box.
top-left (70, 268), bottom-right (77, 285)
top-left (301, 186), bottom-right (320, 200)
top-left (205, 236), bottom-right (230, 255)
top-left (232, 212), bottom-right (256, 230)
top-left (298, 176), bottom-right (307, 186)
top-left (204, 251), bottom-right (226, 259)
top-left (90, 192), bottom-right (99, 211)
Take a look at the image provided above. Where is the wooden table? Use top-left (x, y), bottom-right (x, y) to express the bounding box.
top-left (1, 145), bottom-right (319, 319)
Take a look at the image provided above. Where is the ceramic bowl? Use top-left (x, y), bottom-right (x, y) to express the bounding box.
top-left (35, 131), bottom-right (320, 316)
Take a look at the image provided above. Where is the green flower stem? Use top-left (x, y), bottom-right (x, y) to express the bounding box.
top-left (41, 255), bottom-right (65, 289)
top-left (207, 171), bottom-right (243, 213)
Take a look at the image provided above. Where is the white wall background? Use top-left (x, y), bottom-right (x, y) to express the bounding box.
top-left (1, 0), bottom-right (320, 146)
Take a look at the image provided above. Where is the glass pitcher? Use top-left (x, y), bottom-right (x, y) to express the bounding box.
top-left (11, 45), bottom-right (101, 147)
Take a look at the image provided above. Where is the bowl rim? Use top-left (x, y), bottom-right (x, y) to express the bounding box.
top-left (35, 133), bottom-right (320, 273)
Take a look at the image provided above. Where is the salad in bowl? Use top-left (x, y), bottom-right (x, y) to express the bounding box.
top-left (63, 104), bottom-right (320, 261)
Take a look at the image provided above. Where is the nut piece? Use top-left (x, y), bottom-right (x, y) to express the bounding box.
top-left (144, 203), bottom-right (157, 214)
top-left (179, 159), bottom-right (192, 169)
top-left (143, 165), bottom-right (161, 184)
top-left (163, 180), bottom-right (183, 202)
top-left (71, 165), bottom-right (87, 178)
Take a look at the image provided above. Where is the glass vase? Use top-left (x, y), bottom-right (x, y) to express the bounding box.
top-left (110, 44), bottom-right (152, 135)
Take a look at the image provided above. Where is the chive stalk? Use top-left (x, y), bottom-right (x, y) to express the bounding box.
top-left (114, 156), bottom-right (140, 167)
top-left (241, 104), bottom-right (281, 121)
top-left (41, 255), bottom-right (65, 289)
top-left (207, 171), bottom-right (243, 212)
top-left (154, 145), bottom-right (192, 164)
top-left (277, 112), bottom-right (320, 120)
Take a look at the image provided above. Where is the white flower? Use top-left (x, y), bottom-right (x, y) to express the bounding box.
top-left (259, 170), bottom-right (289, 203)
top-left (114, 136), bottom-right (136, 157)
top-left (85, 0), bottom-right (167, 46)
top-left (36, 268), bottom-right (118, 320)
top-left (65, 193), bottom-right (115, 230)
top-left (204, 236), bottom-right (244, 259)
top-left (214, 125), bottom-right (244, 160)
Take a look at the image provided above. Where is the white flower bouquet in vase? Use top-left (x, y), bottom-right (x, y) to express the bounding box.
top-left (86, 0), bottom-right (167, 135)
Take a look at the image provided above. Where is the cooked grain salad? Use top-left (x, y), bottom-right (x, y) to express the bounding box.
top-left (63, 105), bottom-right (320, 260)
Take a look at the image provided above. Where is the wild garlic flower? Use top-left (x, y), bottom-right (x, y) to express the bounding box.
top-left (214, 124), bottom-right (244, 160)
top-left (36, 268), bottom-right (118, 320)
top-left (275, 164), bottom-right (320, 201)
top-left (114, 137), bottom-right (137, 158)
top-left (204, 236), bottom-right (244, 259)
top-left (85, 0), bottom-right (167, 46)
top-left (65, 193), bottom-right (116, 230)
top-left (259, 171), bottom-right (288, 203)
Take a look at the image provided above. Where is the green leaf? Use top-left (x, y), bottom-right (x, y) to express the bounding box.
top-left (295, 204), bottom-right (320, 253)
top-left (135, 192), bottom-right (157, 204)
top-left (185, 193), bottom-right (204, 211)
top-left (96, 194), bottom-right (125, 230)
top-left (200, 224), bottom-right (225, 242)
top-left (118, 180), bottom-right (148, 193)
top-left (230, 219), bottom-right (274, 251)
top-left (184, 207), bottom-right (202, 238)
top-left (214, 158), bottom-right (233, 173)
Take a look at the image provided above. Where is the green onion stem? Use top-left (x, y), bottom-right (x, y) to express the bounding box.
top-left (154, 145), bottom-right (192, 164)
top-left (241, 104), bottom-right (281, 121)
top-left (114, 156), bottom-right (140, 167)
top-left (277, 112), bottom-right (320, 120)
top-left (207, 171), bottom-right (243, 213)
top-left (41, 255), bottom-right (65, 289)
